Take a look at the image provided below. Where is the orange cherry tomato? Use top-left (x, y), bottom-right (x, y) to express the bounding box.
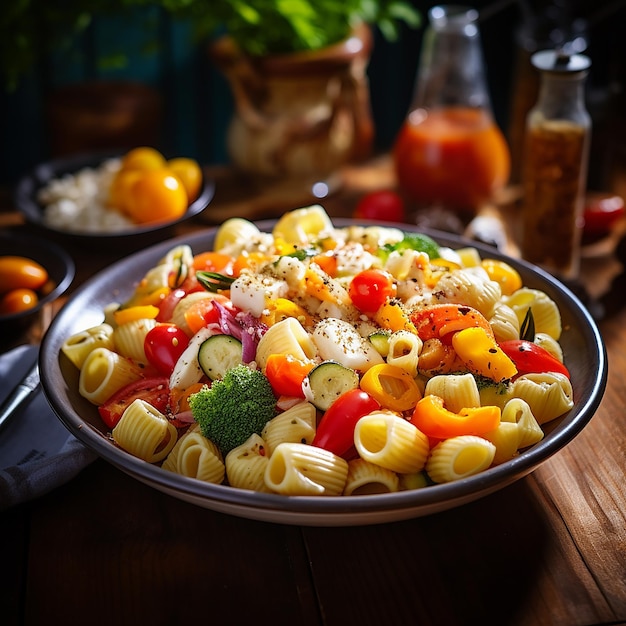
top-left (121, 146), bottom-right (167, 172)
top-left (0, 256), bottom-right (49, 292)
top-left (168, 157), bottom-right (203, 202)
top-left (108, 168), bottom-right (141, 212)
top-left (125, 169), bottom-right (188, 224)
top-left (192, 252), bottom-right (235, 275)
top-left (0, 287), bottom-right (39, 314)
top-left (264, 354), bottom-right (315, 398)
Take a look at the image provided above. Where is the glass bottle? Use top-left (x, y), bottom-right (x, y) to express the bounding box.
top-left (393, 5), bottom-right (510, 216)
top-left (521, 50), bottom-right (591, 280)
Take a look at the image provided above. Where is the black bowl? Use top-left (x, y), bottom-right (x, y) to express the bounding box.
top-left (0, 231), bottom-right (75, 328)
top-left (14, 151), bottom-right (215, 249)
top-left (39, 220), bottom-right (608, 526)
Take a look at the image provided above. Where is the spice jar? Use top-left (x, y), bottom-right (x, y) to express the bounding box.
top-left (521, 50), bottom-right (591, 280)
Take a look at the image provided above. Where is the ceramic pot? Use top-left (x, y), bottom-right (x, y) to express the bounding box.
top-left (210, 25), bottom-right (374, 180)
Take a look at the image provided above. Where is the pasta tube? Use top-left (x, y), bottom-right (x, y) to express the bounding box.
top-left (78, 347), bottom-right (143, 405)
top-left (112, 399), bottom-right (178, 463)
top-left (354, 411), bottom-right (429, 474)
top-left (343, 458), bottom-right (400, 496)
top-left (426, 435), bottom-right (496, 483)
top-left (264, 442), bottom-right (348, 496)
top-left (61, 323), bottom-right (115, 369)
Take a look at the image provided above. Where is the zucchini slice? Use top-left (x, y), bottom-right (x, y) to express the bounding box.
top-left (368, 330), bottom-right (391, 357)
top-left (198, 334), bottom-right (243, 380)
top-left (305, 361), bottom-right (359, 411)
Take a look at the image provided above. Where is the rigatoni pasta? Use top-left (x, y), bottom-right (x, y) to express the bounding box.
top-left (78, 347), bottom-right (144, 405)
top-left (112, 399), bottom-right (178, 463)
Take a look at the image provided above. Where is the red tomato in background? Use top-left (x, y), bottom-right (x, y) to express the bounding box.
top-left (98, 377), bottom-right (170, 429)
top-left (583, 193), bottom-right (624, 238)
top-left (349, 269), bottom-right (396, 313)
top-left (312, 389), bottom-right (380, 459)
top-left (144, 324), bottom-right (190, 375)
top-left (352, 190), bottom-right (406, 223)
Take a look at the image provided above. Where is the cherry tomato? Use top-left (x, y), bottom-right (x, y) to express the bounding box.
top-left (108, 168), bottom-right (141, 212)
top-left (264, 354), bottom-right (315, 398)
top-left (98, 377), bottom-right (170, 429)
top-left (183, 294), bottom-right (232, 335)
top-left (0, 256), bottom-right (48, 292)
top-left (312, 389), bottom-right (380, 459)
top-left (352, 190), bottom-right (406, 223)
top-left (583, 193), bottom-right (624, 237)
top-left (121, 146), bottom-right (167, 171)
top-left (168, 157), bottom-right (203, 203)
top-left (124, 169), bottom-right (188, 224)
top-left (0, 288), bottom-right (39, 314)
top-left (348, 269), bottom-right (396, 313)
top-left (144, 324), bottom-right (190, 376)
top-left (192, 252), bottom-right (235, 275)
top-left (498, 340), bottom-right (570, 379)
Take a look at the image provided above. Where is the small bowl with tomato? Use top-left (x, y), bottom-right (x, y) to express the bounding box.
top-left (14, 148), bottom-right (215, 251)
top-left (0, 231), bottom-right (75, 330)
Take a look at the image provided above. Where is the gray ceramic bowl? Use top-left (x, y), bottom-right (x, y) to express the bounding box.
top-left (0, 231), bottom-right (75, 328)
top-left (39, 220), bottom-right (608, 526)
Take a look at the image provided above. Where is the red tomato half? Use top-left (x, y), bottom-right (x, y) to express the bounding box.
top-left (353, 190), bottom-right (406, 223)
top-left (144, 324), bottom-right (190, 376)
top-left (312, 389), bottom-right (380, 459)
top-left (98, 377), bottom-right (170, 429)
top-left (348, 269), bottom-right (396, 314)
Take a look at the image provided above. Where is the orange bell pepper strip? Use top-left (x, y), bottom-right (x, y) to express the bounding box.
top-left (410, 304), bottom-right (494, 343)
top-left (452, 326), bottom-right (518, 382)
top-left (373, 300), bottom-right (417, 333)
top-left (409, 394), bottom-right (501, 439)
top-left (360, 363), bottom-right (422, 412)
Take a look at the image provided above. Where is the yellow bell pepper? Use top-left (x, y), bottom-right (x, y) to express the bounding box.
top-left (451, 326), bottom-right (518, 382)
top-left (409, 394), bottom-right (501, 439)
top-left (260, 298), bottom-right (313, 327)
top-left (360, 363), bottom-right (422, 412)
top-left (373, 300), bottom-right (417, 334)
top-left (481, 259), bottom-right (522, 296)
top-left (113, 304), bottom-right (160, 326)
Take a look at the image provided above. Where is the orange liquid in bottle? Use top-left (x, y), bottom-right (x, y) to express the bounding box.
top-left (393, 107), bottom-right (511, 213)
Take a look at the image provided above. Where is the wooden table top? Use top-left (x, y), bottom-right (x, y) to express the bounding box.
top-left (1, 159), bottom-right (625, 626)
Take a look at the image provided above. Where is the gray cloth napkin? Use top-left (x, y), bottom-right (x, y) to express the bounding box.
top-left (0, 344), bottom-right (97, 510)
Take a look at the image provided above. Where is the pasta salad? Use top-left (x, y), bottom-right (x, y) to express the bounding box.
top-left (61, 206), bottom-right (574, 496)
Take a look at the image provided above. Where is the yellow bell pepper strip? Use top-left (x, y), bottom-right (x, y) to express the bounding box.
top-left (373, 299), bottom-right (417, 333)
top-left (409, 394), bottom-right (501, 439)
top-left (481, 259), bottom-right (523, 296)
top-left (260, 298), bottom-right (313, 328)
top-left (451, 326), bottom-right (518, 382)
top-left (113, 304), bottom-right (160, 326)
top-left (360, 363), bottom-right (422, 412)
top-left (410, 304), bottom-right (494, 343)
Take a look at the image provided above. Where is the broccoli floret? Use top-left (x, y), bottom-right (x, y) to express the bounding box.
top-left (189, 364), bottom-right (278, 456)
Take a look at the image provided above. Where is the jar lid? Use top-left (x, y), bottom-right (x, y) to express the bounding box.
top-left (531, 50), bottom-right (591, 73)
